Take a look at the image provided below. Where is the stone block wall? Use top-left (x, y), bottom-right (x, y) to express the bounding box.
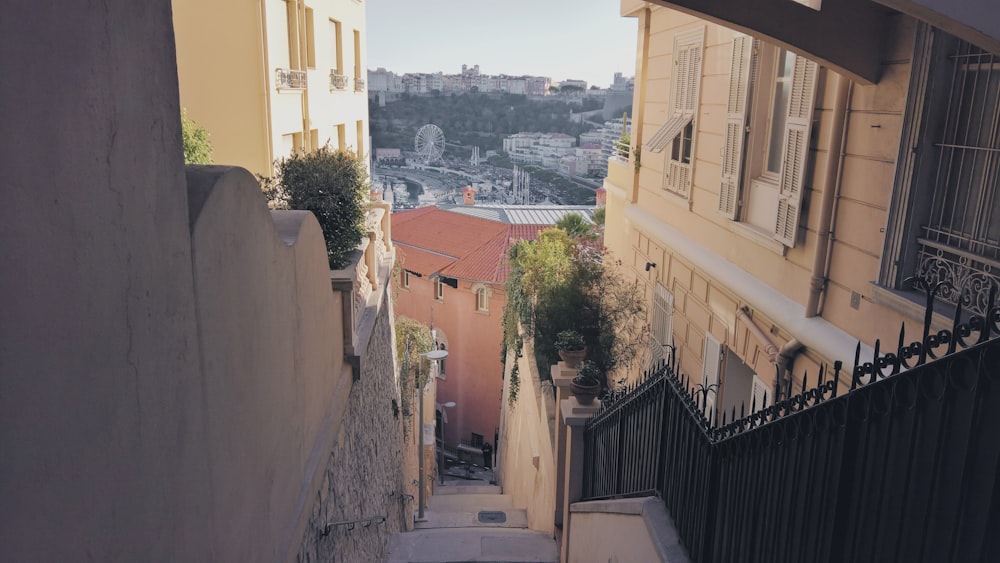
top-left (295, 300), bottom-right (409, 562)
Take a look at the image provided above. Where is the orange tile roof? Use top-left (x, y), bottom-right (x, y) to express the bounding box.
top-left (392, 207), bottom-right (551, 284)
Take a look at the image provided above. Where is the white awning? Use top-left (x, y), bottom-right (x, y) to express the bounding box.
top-left (644, 111), bottom-right (692, 153)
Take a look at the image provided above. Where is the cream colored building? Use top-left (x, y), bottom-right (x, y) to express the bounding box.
top-left (605, 0), bottom-right (1000, 419)
top-left (173, 0), bottom-right (370, 177)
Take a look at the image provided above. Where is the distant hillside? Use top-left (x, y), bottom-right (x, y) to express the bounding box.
top-left (369, 93), bottom-right (615, 157)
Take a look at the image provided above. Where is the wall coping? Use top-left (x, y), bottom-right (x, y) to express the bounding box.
top-left (561, 397), bottom-right (601, 426)
top-left (570, 496), bottom-right (690, 563)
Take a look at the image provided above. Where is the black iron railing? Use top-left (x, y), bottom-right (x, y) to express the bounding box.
top-left (582, 279), bottom-right (1000, 563)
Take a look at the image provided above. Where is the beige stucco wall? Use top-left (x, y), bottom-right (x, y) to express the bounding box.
top-left (569, 513), bottom-right (661, 563)
top-left (0, 4), bottom-right (391, 559)
top-left (605, 6), bottom-right (928, 402)
top-left (498, 337), bottom-right (557, 535)
top-left (174, 0), bottom-right (370, 177)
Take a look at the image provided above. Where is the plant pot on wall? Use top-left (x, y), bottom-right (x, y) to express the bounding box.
top-left (558, 348), bottom-right (587, 368)
top-left (570, 378), bottom-right (600, 405)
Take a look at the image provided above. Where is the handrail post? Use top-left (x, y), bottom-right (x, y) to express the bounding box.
top-left (560, 396), bottom-right (601, 563)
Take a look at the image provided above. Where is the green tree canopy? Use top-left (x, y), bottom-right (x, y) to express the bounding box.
top-left (181, 109), bottom-right (213, 164)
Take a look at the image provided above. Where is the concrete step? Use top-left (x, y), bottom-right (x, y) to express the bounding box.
top-left (428, 493), bottom-right (513, 511)
top-left (433, 483), bottom-right (502, 495)
top-left (387, 527), bottom-right (558, 562)
top-left (415, 507), bottom-right (528, 529)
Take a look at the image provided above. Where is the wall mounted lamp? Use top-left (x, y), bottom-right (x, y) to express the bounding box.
top-left (645, 262), bottom-right (657, 272)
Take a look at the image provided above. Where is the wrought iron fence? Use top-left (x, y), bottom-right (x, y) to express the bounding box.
top-left (582, 279), bottom-right (1000, 563)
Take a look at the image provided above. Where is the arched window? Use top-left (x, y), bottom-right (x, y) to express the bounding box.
top-left (471, 283), bottom-right (491, 313)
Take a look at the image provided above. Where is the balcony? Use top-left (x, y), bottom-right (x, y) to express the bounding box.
top-left (329, 70), bottom-right (349, 91)
top-left (354, 77), bottom-right (366, 92)
top-left (275, 68), bottom-right (307, 91)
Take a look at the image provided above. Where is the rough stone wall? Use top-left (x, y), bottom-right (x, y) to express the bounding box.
top-left (296, 297), bottom-right (409, 562)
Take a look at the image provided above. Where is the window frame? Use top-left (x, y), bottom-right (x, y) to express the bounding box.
top-left (435, 278), bottom-right (444, 301)
top-left (644, 26), bottom-right (705, 200)
top-left (718, 35), bottom-right (818, 248)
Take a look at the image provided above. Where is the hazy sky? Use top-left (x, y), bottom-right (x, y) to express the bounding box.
top-left (365, 0), bottom-right (638, 88)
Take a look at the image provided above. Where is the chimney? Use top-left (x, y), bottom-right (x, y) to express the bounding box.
top-left (595, 186), bottom-right (607, 206)
top-left (461, 186), bottom-right (476, 206)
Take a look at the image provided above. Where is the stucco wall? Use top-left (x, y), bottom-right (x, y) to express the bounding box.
top-left (0, 4), bottom-right (401, 559)
top-left (393, 274), bottom-right (505, 452)
top-left (498, 338), bottom-right (557, 535)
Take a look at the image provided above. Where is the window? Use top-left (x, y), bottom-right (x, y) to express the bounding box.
top-left (882, 29), bottom-right (1000, 317)
top-left (329, 19), bottom-right (343, 75)
top-left (751, 375), bottom-right (770, 413)
top-left (356, 120), bottom-right (365, 159)
top-left (353, 29), bottom-right (362, 80)
top-left (471, 433), bottom-right (484, 448)
top-left (701, 333), bottom-right (722, 416)
top-left (285, 0), bottom-right (300, 70)
top-left (437, 343), bottom-right (447, 378)
top-left (472, 283), bottom-right (490, 312)
top-left (650, 283), bottom-right (674, 367)
top-left (435, 278), bottom-right (444, 301)
top-left (644, 28), bottom-right (704, 199)
top-left (304, 7), bottom-right (315, 68)
top-left (401, 269), bottom-right (410, 289)
top-left (337, 124), bottom-right (346, 151)
top-left (718, 36), bottom-right (818, 248)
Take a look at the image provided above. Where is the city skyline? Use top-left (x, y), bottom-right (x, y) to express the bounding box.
top-left (366, 0), bottom-right (637, 89)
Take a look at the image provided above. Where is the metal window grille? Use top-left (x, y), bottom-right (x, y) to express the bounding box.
top-left (329, 71), bottom-right (348, 91)
top-left (275, 68), bottom-right (307, 90)
top-left (917, 40), bottom-right (1000, 315)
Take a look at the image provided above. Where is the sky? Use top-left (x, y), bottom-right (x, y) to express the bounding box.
top-left (365, 0), bottom-right (638, 89)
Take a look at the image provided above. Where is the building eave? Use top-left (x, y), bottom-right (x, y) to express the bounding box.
top-left (646, 0), bottom-right (889, 85)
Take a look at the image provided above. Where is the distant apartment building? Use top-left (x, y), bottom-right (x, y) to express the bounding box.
top-left (503, 132), bottom-right (577, 167)
top-left (368, 64), bottom-right (551, 97)
top-left (173, 0), bottom-right (369, 177)
top-left (560, 79), bottom-right (588, 90)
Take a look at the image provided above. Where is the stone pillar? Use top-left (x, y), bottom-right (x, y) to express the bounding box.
top-left (550, 362), bottom-right (577, 527)
top-left (560, 397), bottom-right (601, 563)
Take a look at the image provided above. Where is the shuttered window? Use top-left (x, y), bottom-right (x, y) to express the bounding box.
top-left (701, 333), bottom-right (722, 417)
top-left (650, 283), bottom-right (675, 367)
top-left (718, 38), bottom-right (818, 248)
top-left (647, 28), bottom-right (704, 199)
top-left (751, 375), bottom-right (770, 414)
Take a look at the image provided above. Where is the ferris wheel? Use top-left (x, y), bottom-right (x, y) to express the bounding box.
top-left (414, 124), bottom-right (446, 163)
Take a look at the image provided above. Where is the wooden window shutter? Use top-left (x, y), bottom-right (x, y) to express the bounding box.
top-left (701, 333), bottom-right (722, 416)
top-left (663, 29), bottom-right (704, 198)
top-left (751, 375), bottom-right (769, 413)
top-left (774, 56), bottom-right (818, 246)
top-left (719, 36), bottom-right (755, 219)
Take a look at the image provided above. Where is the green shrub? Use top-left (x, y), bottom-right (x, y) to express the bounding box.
top-left (269, 147), bottom-right (368, 269)
top-left (181, 109), bottom-right (213, 165)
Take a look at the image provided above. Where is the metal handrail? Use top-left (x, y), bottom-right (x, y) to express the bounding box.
top-left (321, 515), bottom-right (386, 536)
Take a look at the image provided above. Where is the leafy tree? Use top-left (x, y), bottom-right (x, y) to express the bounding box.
top-left (263, 147), bottom-right (368, 269)
top-left (181, 109), bottom-right (213, 164)
top-left (592, 207), bottom-right (606, 227)
top-left (394, 317), bottom-right (433, 425)
top-left (555, 212), bottom-right (596, 241)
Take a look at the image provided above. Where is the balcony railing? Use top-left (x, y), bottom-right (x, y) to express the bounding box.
top-left (354, 77), bottom-right (366, 92)
top-left (612, 138), bottom-right (630, 161)
top-left (582, 277), bottom-right (1000, 563)
top-left (329, 71), bottom-right (349, 91)
top-left (275, 68), bottom-right (307, 91)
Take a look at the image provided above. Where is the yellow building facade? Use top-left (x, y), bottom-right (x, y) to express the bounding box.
top-left (607, 1), bottom-right (1000, 419)
top-left (173, 0), bottom-right (370, 177)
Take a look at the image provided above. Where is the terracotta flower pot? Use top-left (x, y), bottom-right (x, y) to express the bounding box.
top-left (558, 348), bottom-right (587, 368)
top-left (570, 379), bottom-right (601, 405)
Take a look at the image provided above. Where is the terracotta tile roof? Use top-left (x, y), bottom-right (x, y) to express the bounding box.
top-left (391, 207), bottom-right (557, 284)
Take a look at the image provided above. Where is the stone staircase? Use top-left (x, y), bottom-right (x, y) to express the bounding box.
top-left (386, 483), bottom-right (558, 562)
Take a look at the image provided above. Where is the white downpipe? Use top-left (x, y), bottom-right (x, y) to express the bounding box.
top-left (806, 73), bottom-right (852, 317)
top-left (625, 205), bottom-right (876, 365)
top-left (736, 307), bottom-right (804, 397)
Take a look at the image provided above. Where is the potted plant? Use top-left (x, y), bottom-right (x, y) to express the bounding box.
top-left (570, 360), bottom-right (602, 405)
top-left (555, 330), bottom-right (586, 368)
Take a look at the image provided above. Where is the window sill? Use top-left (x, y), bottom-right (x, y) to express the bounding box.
top-left (869, 283), bottom-right (954, 332)
top-left (475, 309), bottom-right (490, 316)
top-left (729, 221), bottom-right (787, 256)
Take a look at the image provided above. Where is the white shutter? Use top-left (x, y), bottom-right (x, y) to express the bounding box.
top-left (701, 333), bottom-right (722, 416)
top-left (719, 36), bottom-right (755, 219)
top-left (663, 29), bottom-right (704, 199)
top-left (650, 284), bottom-right (675, 366)
top-left (774, 55), bottom-right (817, 246)
top-left (751, 375), bottom-right (769, 414)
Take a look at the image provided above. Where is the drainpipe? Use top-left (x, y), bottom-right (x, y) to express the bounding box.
top-left (737, 307), bottom-right (803, 402)
top-left (805, 73), bottom-right (852, 317)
